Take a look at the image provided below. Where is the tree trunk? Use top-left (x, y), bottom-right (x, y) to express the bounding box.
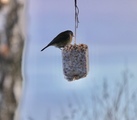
top-left (0, 0), bottom-right (25, 120)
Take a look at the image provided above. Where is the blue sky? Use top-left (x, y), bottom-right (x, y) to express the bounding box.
top-left (21, 0), bottom-right (137, 119)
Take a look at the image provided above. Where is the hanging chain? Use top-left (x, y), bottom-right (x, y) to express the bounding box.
top-left (74, 0), bottom-right (79, 44)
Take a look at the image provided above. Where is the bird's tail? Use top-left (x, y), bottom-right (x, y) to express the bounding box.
top-left (41, 45), bottom-right (49, 51)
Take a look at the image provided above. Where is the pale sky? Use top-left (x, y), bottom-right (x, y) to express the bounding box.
top-left (21, 0), bottom-right (137, 119)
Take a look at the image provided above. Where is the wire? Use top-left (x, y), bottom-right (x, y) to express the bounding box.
top-left (74, 0), bottom-right (79, 44)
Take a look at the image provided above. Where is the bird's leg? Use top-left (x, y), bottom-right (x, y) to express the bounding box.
top-left (59, 48), bottom-right (63, 50)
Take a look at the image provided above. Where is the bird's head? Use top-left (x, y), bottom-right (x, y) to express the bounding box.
top-left (67, 30), bottom-right (74, 37)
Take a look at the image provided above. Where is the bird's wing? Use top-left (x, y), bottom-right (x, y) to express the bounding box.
top-left (48, 32), bottom-right (70, 45)
top-left (41, 31), bottom-right (70, 51)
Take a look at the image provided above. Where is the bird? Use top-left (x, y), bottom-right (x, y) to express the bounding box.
top-left (41, 30), bottom-right (74, 51)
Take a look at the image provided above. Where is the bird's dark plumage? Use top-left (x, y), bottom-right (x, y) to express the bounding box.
top-left (41, 30), bottom-right (73, 51)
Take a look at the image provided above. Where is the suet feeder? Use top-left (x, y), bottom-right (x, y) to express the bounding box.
top-left (62, 0), bottom-right (89, 81)
top-left (62, 44), bottom-right (89, 81)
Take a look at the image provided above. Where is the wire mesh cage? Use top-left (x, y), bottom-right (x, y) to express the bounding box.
top-left (62, 44), bottom-right (89, 81)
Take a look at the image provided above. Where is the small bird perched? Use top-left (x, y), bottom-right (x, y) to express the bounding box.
top-left (41, 30), bottom-right (74, 51)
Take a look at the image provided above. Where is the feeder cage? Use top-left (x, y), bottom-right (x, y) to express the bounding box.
top-left (62, 44), bottom-right (89, 81)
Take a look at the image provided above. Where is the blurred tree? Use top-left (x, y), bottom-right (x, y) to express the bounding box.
top-left (0, 0), bottom-right (24, 120)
